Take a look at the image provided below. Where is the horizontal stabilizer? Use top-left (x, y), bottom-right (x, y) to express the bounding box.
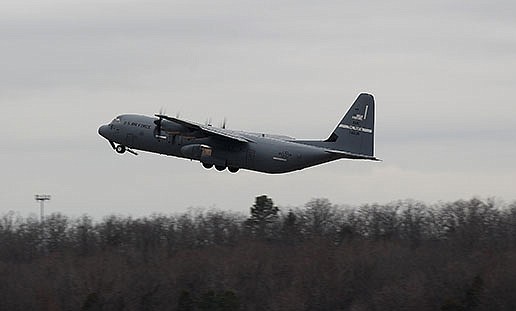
top-left (325, 149), bottom-right (381, 161)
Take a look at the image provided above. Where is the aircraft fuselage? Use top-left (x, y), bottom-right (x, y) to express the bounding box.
top-left (98, 114), bottom-right (338, 174)
top-left (98, 93), bottom-right (378, 173)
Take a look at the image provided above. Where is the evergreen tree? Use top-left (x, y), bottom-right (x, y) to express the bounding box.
top-left (245, 195), bottom-right (279, 239)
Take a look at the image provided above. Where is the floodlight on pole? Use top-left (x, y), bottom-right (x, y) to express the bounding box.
top-left (35, 194), bottom-right (51, 222)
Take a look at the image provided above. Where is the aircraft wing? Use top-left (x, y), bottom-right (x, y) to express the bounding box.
top-left (325, 149), bottom-right (381, 161)
top-left (199, 125), bottom-right (254, 143)
top-left (156, 114), bottom-right (254, 143)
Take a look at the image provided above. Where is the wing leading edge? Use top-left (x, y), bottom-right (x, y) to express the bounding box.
top-left (155, 114), bottom-right (254, 143)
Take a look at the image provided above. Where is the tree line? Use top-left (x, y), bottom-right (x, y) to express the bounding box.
top-left (0, 197), bottom-right (515, 310)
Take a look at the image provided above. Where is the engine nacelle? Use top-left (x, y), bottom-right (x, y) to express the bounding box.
top-left (161, 120), bottom-right (190, 135)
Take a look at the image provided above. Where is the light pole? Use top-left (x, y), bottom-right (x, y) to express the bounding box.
top-left (35, 194), bottom-right (51, 222)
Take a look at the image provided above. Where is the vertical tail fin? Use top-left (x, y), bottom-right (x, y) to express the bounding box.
top-left (297, 93), bottom-right (376, 157)
top-left (327, 93), bottom-right (375, 156)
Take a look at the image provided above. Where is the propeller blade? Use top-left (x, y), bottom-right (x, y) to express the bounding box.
top-left (154, 112), bottom-right (164, 138)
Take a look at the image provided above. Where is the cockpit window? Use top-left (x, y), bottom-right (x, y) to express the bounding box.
top-left (112, 117), bottom-right (121, 123)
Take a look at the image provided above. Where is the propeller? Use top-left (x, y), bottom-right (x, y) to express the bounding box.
top-left (154, 107), bottom-right (167, 139)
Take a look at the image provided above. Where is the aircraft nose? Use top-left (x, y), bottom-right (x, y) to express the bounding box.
top-left (98, 125), bottom-right (109, 138)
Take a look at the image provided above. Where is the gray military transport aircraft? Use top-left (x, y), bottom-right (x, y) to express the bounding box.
top-left (98, 93), bottom-right (379, 174)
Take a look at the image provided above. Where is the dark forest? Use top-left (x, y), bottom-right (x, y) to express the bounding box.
top-left (1, 197), bottom-right (516, 310)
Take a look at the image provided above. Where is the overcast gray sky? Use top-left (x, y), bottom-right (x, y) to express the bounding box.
top-left (1, 0), bottom-right (515, 218)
